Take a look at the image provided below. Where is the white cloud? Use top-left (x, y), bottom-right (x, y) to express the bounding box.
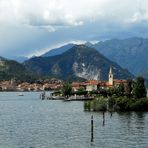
top-left (0, 0), bottom-right (138, 28)
top-left (128, 10), bottom-right (148, 23)
top-left (1, 0), bottom-right (148, 29)
top-left (0, 0), bottom-right (87, 29)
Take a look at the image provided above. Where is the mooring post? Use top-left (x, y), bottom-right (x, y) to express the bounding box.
top-left (91, 115), bottom-right (94, 142)
top-left (103, 112), bottom-right (105, 126)
top-left (110, 111), bottom-right (112, 118)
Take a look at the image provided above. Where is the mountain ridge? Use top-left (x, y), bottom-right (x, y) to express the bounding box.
top-left (24, 45), bottom-right (133, 81)
top-left (42, 43), bottom-right (74, 57)
top-left (38, 37), bottom-right (148, 78)
top-left (91, 37), bottom-right (148, 75)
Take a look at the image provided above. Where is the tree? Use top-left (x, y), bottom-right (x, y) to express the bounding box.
top-left (116, 83), bottom-right (125, 96)
top-left (132, 77), bottom-right (147, 98)
top-left (107, 84), bottom-right (125, 97)
top-left (125, 79), bottom-right (133, 98)
top-left (62, 83), bottom-right (72, 98)
top-left (76, 87), bottom-right (87, 95)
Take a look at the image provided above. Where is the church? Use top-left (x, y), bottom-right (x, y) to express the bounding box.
top-left (108, 67), bottom-right (128, 87)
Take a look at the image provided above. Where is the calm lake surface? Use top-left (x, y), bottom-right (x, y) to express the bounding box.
top-left (0, 92), bottom-right (148, 148)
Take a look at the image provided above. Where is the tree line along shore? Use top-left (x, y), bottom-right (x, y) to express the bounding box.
top-left (84, 77), bottom-right (148, 111)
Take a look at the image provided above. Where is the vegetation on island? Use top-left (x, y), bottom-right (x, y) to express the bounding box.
top-left (62, 83), bottom-right (73, 98)
top-left (84, 77), bottom-right (148, 111)
top-left (55, 83), bottom-right (85, 98)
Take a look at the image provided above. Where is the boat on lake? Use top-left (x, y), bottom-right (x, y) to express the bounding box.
top-left (17, 93), bottom-right (24, 96)
top-left (64, 95), bottom-right (94, 101)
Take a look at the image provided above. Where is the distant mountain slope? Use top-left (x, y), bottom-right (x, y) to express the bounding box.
top-left (141, 71), bottom-right (148, 79)
top-left (12, 56), bottom-right (28, 63)
top-left (24, 45), bottom-right (133, 81)
top-left (90, 37), bottom-right (148, 76)
top-left (0, 56), bottom-right (28, 63)
top-left (0, 58), bottom-right (38, 81)
top-left (42, 43), bottom-right (74, 57)
top-left (0, 56), bottom-right (6, 60)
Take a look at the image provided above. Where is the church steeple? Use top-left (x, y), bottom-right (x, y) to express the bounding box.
top-left (108, 67), bottom-right (113, 85)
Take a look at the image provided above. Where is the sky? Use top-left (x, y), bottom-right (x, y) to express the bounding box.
top-left (1, 0), bottom-right (148, 59)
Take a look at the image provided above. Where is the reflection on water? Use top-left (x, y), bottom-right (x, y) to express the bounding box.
top-left (0, 92), bottom-right (148, 148)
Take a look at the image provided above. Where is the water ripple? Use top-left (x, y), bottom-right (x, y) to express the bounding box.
top-left (0, 92), bottom-right (148, 148)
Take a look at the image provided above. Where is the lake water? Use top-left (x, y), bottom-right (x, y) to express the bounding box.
top-left (0, 92), bottom-right (148, 148)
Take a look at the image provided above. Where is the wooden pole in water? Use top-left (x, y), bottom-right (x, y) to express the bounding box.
top-left (110, 111), bottom-right (112, 118)
top-left (103, 112), bottom-right (105, 126)
top-left (91, 115), bottom-right (94, 142)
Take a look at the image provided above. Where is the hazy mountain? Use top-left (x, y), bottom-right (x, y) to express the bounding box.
top-left (90, 37), bottom-right (148, 76)
top-left (41, 42), bottom-right (94, 57)
top-left (85, 42), bottom-right (94, 47)
top-left (0, 56), bottom-right (6, 60)
top-left (24, 45), bottom-right (133, 81)
top-left (1, 56), bottom-right (29, 63)
top-left (12, 56), bottom-right (28, 63)
top-left (141, 71), bottom-right (148, 79)
top-left (42, 43), bottom-right (74, 57)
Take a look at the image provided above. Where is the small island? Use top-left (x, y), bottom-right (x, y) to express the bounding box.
top-left (84, 76), bottom-right (148, 112)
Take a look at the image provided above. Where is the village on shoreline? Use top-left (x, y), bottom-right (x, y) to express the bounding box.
top-left (0, 67), bottom-right (129, 92)
top-left (0, 67), bottom-right (148, 112)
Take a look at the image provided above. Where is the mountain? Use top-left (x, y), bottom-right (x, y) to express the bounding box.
top-left (85, 42), bottom-right (94, 47)
top-left (42, 43), bottom-right (74, 57)
top-left (12, 56), bottom-right (28, 63)
top-left (141, 71), bottom-right (148, 79)
top-left (2, 56), bottom-right (28, 63)
top-left (39, 37), bottom-right (148, 78)
top-left (0, 56), bottom-right (6, 60)
top-left (0, 58), bottom-right (38, 82)
top-left (89, 37), bottom-right (148, 76)
top-left (41, 43), bottom-right (94, 57)
top-left (24, 45), bottom-right (133, 81)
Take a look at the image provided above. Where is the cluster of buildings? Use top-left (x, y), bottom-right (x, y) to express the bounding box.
top-left (71, 67), bottom-right (128, 92)
top-left (0, 67), bottom-right (127, 92)
top-left (0, 79), bottom-right (63, 91)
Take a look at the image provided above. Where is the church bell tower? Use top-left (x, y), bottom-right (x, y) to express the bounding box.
top-left (108, 67), bottom-right (113, 85)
